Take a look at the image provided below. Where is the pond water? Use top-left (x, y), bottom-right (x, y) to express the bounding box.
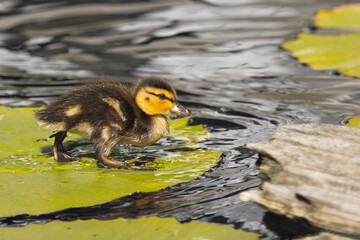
top-left (1, 0), bottom-right (360, 239)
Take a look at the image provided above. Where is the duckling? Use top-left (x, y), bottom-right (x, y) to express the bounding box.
top-left (35, 76), bottom-right (192, 170)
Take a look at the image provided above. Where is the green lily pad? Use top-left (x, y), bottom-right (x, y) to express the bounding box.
top-left (0, 106), bottom-right (221, 216)
top-left (348, 118), bottom-right (360, 128)
top-left (1, 216), bottom-right (259, 240)
top-left (282, 4), bottom-right (360, 78)
top-left (315, 4), bottom-right (360, 29)
top-left (166, 116), bottom-right (209, 149)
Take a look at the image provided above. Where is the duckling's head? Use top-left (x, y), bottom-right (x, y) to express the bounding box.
top-left (135, 77), bottom-right (192, 116)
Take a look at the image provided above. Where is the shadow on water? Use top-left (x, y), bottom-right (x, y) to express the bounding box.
top-left (1, 0), bottom-right (360, 239)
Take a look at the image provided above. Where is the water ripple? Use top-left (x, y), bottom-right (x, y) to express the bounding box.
top-left (0, 0), bottom-right (359, 238)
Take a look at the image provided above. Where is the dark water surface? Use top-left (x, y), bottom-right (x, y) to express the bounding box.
top-left (1, 0), bottom-right (360, 238)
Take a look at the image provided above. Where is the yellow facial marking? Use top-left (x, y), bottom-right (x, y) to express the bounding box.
top-left (135, 87), bottom-right (176, 115)
top-left (69, 122), bottom-right (93, 139)
top-left (37, 120), bottom-right (66, 131)
top-left (144, 87), bottom-right (176, 100)
top-left (102, 97), bottom-right (126, 121)
top-left (65, 104), bottom-right (82, 117)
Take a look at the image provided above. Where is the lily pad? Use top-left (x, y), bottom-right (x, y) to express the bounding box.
top-left (282, 4), bottom-right (360, 78)
top-left (348, 118), bottom-right (360, 128)
top-left (316, 4), bottom-right (360, 29)
top-left (166, 116), bottom-right (209, 148)
top-left (1, 216), bottom-right (259, 240)
top-left (0, 106), bottom-right (221, 216)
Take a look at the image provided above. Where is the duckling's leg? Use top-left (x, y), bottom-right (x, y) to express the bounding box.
top-left (94, 139), bottom-right (157, 171)
top-left (53, 131), bottom-right (80, 162)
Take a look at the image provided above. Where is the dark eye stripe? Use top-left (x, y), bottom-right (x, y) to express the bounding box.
top-left (147, 91), bottom-right (174, 102)
top-left (158, 93), bottom-right (166, 100)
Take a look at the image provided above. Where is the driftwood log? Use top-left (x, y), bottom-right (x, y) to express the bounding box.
top-left (239, 124), bottom-right (360, 239)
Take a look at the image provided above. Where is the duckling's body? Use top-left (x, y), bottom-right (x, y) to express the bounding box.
top-left (35, 77), bottom-right (191, 170)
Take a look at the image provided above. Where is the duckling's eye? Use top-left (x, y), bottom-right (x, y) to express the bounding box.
top-left (158, 94), bottom-right (166, 100)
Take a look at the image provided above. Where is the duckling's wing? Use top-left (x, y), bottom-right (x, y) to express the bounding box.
top-left (36, 82), bottom-right (136, 137)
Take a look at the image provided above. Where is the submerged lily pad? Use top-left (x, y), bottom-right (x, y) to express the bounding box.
top-left (0, 106), bottom-right (221, 216)
top-left (282, 4), bottom-right (360, 78)
top-left (1, 216), bottom-right (259, 240)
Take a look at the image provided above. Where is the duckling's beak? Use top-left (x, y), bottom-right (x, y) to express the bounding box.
top-left (170, 101), bottom-right (192, 116)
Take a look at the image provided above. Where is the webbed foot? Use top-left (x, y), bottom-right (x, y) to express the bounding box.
top-left (97, 155), bottom-right (158, 171)
top-left (52, 131), bottom-right (80, 162)
top-left (54, 151), bottom-right (80, 162)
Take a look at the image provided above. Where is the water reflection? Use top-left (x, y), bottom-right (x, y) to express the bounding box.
top-left (0, 0), bottom-right (359, 238)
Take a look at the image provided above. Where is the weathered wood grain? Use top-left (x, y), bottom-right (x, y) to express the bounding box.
top-left (298, 232), bottom-right (356, 240)
top-left (240, 124), bottom-right (360, 239)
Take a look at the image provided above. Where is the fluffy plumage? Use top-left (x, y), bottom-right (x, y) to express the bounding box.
top-left (35, 76), bottom-right (191, 170)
